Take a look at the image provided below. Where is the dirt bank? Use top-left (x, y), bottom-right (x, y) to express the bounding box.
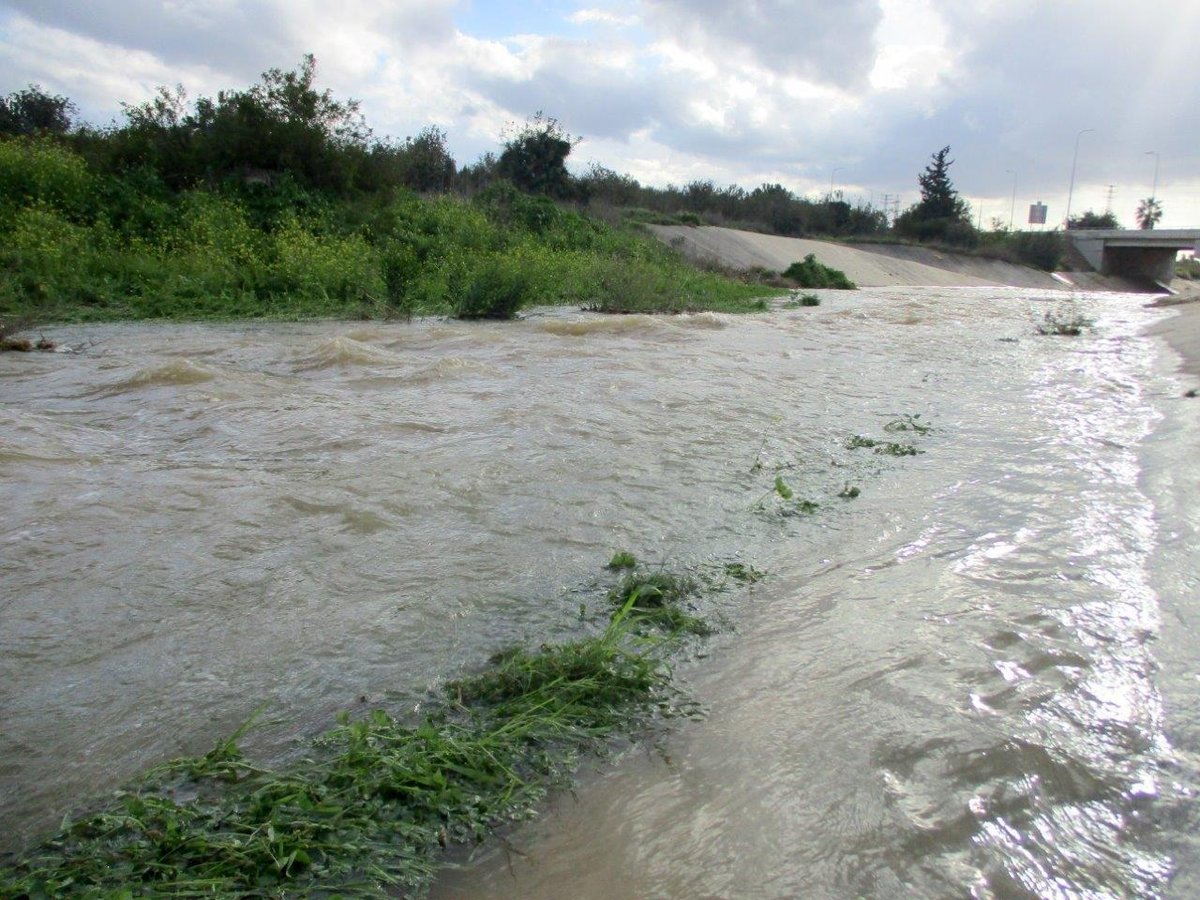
top-left (650, 224), bottom-right (1145, 291)
top-left (1150, 298), bottom-right (1200, 381)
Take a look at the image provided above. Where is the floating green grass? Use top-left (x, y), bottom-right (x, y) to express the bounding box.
top-left (605, 571), bottom-right (711, 635)
top-left (753, 474), bottom-right (821, 518)
top-left (773, 475), bottom-right (794, 500)
top-left (1036, 309), bottom-right (1093, 336)
top-left (846, 435), bottom-right (921, 456)
top-left (883, 413), bottom-right (933, 435)
top-left (606, 551), bottom-right (638, 570)
top-left (0, 561), bottom-right (716, 897)
top-left (781, 292), bottom-right (821, 309)
top-left (723, 562), bottom-right (764, 583)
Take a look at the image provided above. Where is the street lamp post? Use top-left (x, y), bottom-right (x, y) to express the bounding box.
top-left (1006, 169), bottom-right (1017, 231)
top-left (1145, 150), bottom-right (1160, 198)
top-left (1065, 128), bottom-right (1094, 227)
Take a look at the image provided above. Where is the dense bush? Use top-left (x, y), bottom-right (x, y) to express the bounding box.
top-left (1067, 210), bottom-right (1119, 230)
top-left (0, 61), bottom-right (793, 325)
top-left (0, 135), bottom-right (778, 324)
top-left (0, 138), bottom-right (94, 221)
top-left (0, 85), bottom-right (75, 137)
top-left (783, 254), bottom-right (856, 289)
top-left (496, 113), bottom-right (576, 199)
top-left (1005, 231), bottom-right (1064, 271)
top-left (455, 256), bottom-right (536, 319)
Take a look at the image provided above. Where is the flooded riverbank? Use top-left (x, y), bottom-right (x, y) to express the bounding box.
top-left (2, 288), bottom-right (1197, 896)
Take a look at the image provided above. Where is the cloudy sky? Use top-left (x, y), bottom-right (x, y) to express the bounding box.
top-left (2, 0), bottom-right (1198, 227)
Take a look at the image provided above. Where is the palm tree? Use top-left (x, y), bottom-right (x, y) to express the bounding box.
top-left (1136, 197), bottom-right (1163, 229)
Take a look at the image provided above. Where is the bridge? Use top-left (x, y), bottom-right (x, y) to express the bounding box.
top-left (1067, 229), bottom-right (1199, 289)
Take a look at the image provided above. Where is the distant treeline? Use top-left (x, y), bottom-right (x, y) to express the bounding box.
top-left (0, 56), bottom-right (1067, 329)
top-left (0, 58), bottom-right (791, 325)
top-left (0, 56), bottom-right (888, 240)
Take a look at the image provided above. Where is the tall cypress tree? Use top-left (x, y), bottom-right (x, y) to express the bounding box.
top-left (916, 146), bottom-right (966, 219)
top-left (894, 145), bottom-right (975, 245)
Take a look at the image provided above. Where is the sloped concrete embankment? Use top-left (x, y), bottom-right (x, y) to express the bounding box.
top-left (649, 224), bottom-right (1142, 291)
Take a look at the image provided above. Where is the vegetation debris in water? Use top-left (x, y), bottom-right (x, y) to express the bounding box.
top-left (606, 570), bottom-right (710, 635)
top-left (846, 435), bottom-right (922, 456)
top-left (606, 551), bottom-right (638, 570)
top-left (0, 558), bottom-right (724, 897)
top-left (723, 562), bottom-right (764, 583)
top-left (782, 292), bottom-right (821, 308)
top-left (773, 475), bottom-right (794, 500)
top-left (883, 413), bottom-right (933, 435)
top-left (838, 484), bottom-right (861, 499)
top-left (1036, 309), bottom-right (1094, 336)
top-left (0, 321), bottom-right (55, 352)
top-left (755, 474), bottom-right (821, 517)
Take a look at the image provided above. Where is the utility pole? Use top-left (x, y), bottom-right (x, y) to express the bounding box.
top-left (1006, 169), bottom-right (1017, 231)
top-left (1105, 185), bottom-right (1115, 215)
top-left (1065, 127), bottom-right (1095, 227)
top-left (1145, 151), bottom-right (1160, 198)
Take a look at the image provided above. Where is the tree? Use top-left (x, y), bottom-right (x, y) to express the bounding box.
top-left (916, 146), bottom-right (968, 219)
top-left (1136, 197), bottom-right (1162, 230)
top-left (111, 55), bottom-right (371, 192)
top-left (0, 84), bottom-right (76, 136)
top-left (577, 163), bottom-right (641, 207)
top-left (1067, 210), bottom-right (1120, 229)
top-left (497, 112), bottom-right (577, 198)
top-left (396, 126), bottom-right (456, 193)
top-left (893, 146), bottom-right (976, 246)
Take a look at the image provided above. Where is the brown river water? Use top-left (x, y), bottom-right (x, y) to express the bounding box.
top-left (2, 288), bottom-right (1199, 897)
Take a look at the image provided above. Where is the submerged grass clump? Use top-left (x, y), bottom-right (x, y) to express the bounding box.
top-left (846, 435), bottom-right (921, 456)
top-left (753, 474), bottom-right (821, 517)
top-left (606, 571), bottom-right (711, 635)
top-left (0, 559), bottom-right (717, 897)
top-left (781, 292), bottom-right (821, 309)
top-left (723, 562), bottom-right (764, 583)
top-left (607, 551), bottom-right (638, 570)
top-left (1036, 309), bottom-right (1094, 336)
top-left (883, 413), bottom-right (933, 435)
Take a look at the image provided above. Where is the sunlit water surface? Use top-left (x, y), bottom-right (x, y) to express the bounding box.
top-left (2, 288), bottom-right (1198, 897)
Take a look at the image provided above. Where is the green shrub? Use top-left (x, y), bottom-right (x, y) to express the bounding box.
top-left (267, 217), bottom-right (381, 303)
top-left (455, 256), bottom-right (535, 319)
top-left (782, 254), bottom-right (856, 289)
top-left (1008, 230), bottom-right (1064, 271)
top-left (0, 138), bottom-right (93, 220)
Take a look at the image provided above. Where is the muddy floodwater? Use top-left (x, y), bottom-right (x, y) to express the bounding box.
top-left (3, 288), bottom-right (1199, 897)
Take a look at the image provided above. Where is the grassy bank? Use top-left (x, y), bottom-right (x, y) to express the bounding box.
top-left (0, 138), bottom-right (780, 327)
top-left (0, 562), bottom-right (714, 897)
